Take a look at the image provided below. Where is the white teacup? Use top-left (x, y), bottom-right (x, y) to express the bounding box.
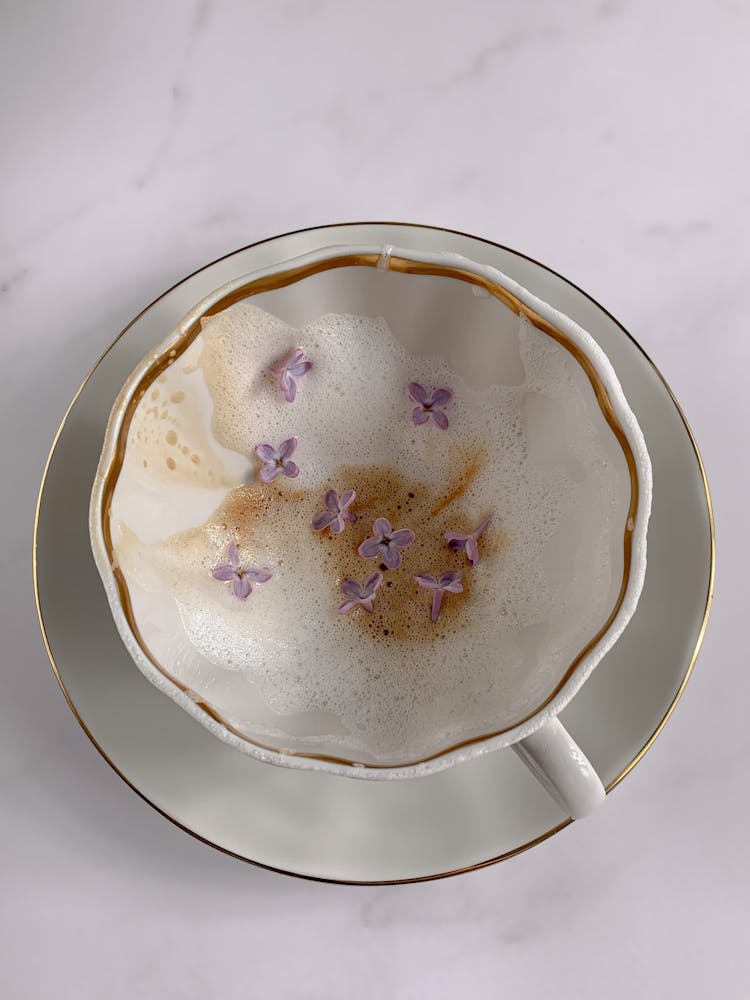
top-left (90, 244), bottom-right (652, 819)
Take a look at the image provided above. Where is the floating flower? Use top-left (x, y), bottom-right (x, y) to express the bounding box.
top-left (414, 572), bottom-right (463, 622)
top-left (408, 382), bottom-right (453, 429)
top-left (312, 489), bottom-right (357, 534)
top-left (255, 437), bottom-right (299, 482)
top-left (445, 516), bottom-right (490, 566)
top-left (270, 348), bottom-right (312, 403)
top-left (212, 542), bottom-right (271, 601)
top-left (339, 572), bottom-right (384, 614)
top-left (358, 517), bottom-right (416, 570)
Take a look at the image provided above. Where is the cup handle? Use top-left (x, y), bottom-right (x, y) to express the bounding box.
top-left (511, 718), bottom-right (606, 819)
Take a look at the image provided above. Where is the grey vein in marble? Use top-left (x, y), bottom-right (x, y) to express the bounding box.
top-left (0, 267), bottom-right (30, 296)
top-left (136, 0), bottom-right (215, 189)
top-left (641, 220), bottom-right (713, 243)
top-left (449, 26), bottom-right (562, 88)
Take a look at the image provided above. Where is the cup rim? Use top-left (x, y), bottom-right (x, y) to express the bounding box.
top-left (89, 242), bottom-right (653, 780)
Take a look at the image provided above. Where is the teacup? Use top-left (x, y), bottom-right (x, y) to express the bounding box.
top-left (90, 243), bottom-right (652, 819)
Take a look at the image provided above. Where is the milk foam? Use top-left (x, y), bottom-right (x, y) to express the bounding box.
top-left (112, 301), bottom-right (628, 761)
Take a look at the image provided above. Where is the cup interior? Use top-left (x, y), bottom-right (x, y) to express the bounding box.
top-left (96, 251), bottom-right (636, 768)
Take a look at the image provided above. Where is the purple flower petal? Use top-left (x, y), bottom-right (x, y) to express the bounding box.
top-left (323, 489), bottom-right (341, 512)
top-left (415, 569), bottom-right (463, 619)
top-left (373, 517), bottom-right (392, 539)
top-left (382, 545), bottom-right (402, 570)
top-left (360, 519), bottom-right (412, 565)
top-left (431, 591), bottom-right (444, 622)
top-left (444, 532), bottom-right (467, 546)
top-left (358, 537), bottom-right (384, 559)
top-left (271, 350), bottom-right (311, 402)
top-left (444, 517), bottom-right (490, 565)
top-left (388, 528), bottom-right (415, 548)
top-left (312, 510), bottom-right (338, 531)
top-left (432, 590), bottom-right (443, 622)
top-left (339, 571), bottom-right (383, 613)
top-left (233, 575), bottom-right (253, 601)
top-left (212, 564), bottom-right (236, 582)
top-left (430, 387), bottom-right (453, 407)
top-left (259, 464), bottom-right (282, 483)
top-left (287, 360), bottom-right (312, 377)
top-left (279, 370), bottom-right (296, 403)
top-left (212, 543), bottom-right (270, 602)
top-left (255, 443), bottom-right (278, 463)
top-left (278, 437), bottom-right (297, 460)
top-left (281, 460), bottom-right (299, 478)
top-left (313, 489), bottom-right (356, 534)
top-left (408, 381), bottom-right (427, 404)
top-left (410, 382), bottom-right (452, 430)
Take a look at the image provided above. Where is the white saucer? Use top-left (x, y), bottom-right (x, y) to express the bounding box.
top-left (34, 223), bottom-right (714, 883)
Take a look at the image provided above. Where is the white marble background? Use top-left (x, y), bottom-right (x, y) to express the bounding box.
top-left (1, 0), bottom-right (747, 996)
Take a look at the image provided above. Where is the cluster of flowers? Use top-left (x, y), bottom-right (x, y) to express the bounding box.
top-left (211, 348), bottom-right (489, 622)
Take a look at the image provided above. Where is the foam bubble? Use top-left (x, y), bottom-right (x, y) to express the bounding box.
top-left (113, 302), bottom-right (629, 763)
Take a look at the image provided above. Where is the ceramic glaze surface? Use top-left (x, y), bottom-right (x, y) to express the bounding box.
top-left (91, 247), bottom-right (650, 774)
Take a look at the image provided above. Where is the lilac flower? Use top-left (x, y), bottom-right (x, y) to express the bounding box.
top-left (312, 489), bottom-right (357, 534)
top-left (339, 572), bottom-right (384, 614)
top-left (212, 542), bottom-right (271, 601)
top-left (408, 382), bottom-right (453, 429)
top-left (270, 348), bottom-right (312, 403)
top-left (445, 516), bottom-right (490, 566)
top-left (255, 437), bottom-right (299, 483)
top-left (414, 572), bottom-right (463, 622)
top-left (358, 517), bottom-right (416, 570)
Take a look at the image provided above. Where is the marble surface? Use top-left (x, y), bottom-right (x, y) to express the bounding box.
top-left (1, 1), bottom-right (746, 997)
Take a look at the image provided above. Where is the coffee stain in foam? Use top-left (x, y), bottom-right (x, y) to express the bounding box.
top-left (430, 453), bottom-right (483, 517)
top-left (208, 437), bottom-right (506, 648)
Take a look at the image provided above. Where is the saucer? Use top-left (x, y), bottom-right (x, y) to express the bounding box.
top-left (34, 222), bottom-right (714, 883)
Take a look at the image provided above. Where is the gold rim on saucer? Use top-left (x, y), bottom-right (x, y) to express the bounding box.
top-left (33, 223), bottom-right (714, 884)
